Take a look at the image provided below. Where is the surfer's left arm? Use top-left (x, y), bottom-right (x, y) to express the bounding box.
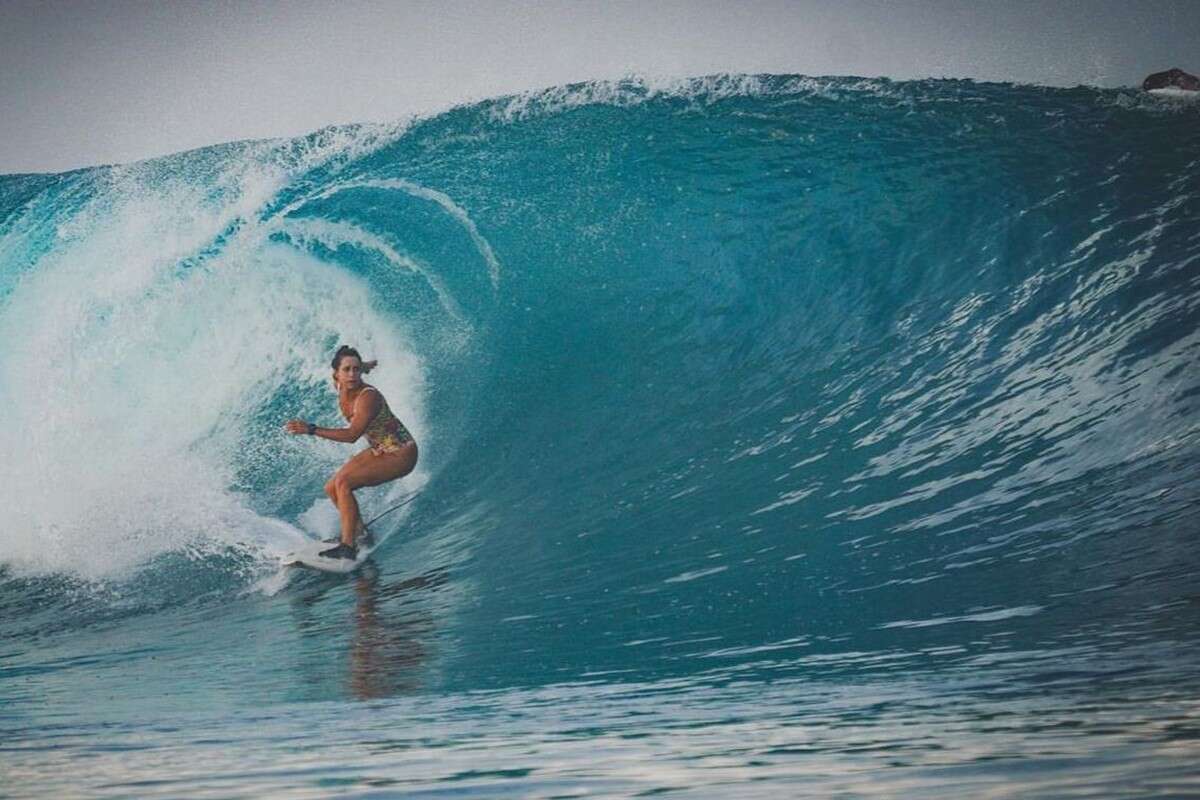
top-left (284, 391), bottom-right (381, 443)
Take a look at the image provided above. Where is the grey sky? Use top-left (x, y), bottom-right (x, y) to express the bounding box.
top-left (2, 0), bottom-right (1196, 174)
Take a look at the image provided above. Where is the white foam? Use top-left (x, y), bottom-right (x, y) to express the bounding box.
top-left (485, 73), bottom-right (905, 124)
top-left (0, 136), bottom-right (431, 581)
top-left (271, 216), bottom-right (469, 322)
top-left (278, 177), bottom-right (503, 290)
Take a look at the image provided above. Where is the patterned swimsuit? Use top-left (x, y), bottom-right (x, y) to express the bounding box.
top-left (352, 386), bottom-right (413, 455)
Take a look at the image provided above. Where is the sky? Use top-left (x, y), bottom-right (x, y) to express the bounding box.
top-left (1, 0), bottom-right (1197, 174)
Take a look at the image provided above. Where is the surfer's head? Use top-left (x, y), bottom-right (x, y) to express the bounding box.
top-left (332, 345), bottom-right (365, 389)
top-left (331, 345), bottom-right (362, 372)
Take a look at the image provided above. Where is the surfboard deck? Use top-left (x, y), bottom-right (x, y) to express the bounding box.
top-left (282, 537), bottom-right (377, 573)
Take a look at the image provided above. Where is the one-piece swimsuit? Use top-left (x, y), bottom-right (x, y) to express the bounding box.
top-left (352, 386), bottom-right (413, 455)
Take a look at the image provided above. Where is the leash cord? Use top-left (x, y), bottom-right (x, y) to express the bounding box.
top-left (363, 491), bottom-right (421, 528)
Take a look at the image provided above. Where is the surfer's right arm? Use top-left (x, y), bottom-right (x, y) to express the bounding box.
top-left (284, 390), bottom-right (382, 443)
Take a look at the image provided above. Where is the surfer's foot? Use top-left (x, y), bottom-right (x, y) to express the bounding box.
top-left (319, 543), bottom-right (358, 560)
top-left (323, 530), bottom-right (371, 548)
top-left (325, 530), bottom-right (371, 548)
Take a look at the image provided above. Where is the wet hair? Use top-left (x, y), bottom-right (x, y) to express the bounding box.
top-left (331, 345), bottom-right (363, 371)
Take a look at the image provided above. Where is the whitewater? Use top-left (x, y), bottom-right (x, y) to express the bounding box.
top-left (2, 75), bottom-right (1198, 797)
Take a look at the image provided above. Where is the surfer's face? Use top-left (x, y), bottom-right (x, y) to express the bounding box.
top-left (334, 356), bottom-right (363, 389)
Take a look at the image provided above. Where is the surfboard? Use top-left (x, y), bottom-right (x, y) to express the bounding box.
top-left (282, 536), bottom-right (377, 573)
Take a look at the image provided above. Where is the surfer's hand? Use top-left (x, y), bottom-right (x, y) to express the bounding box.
top-left (284, 419), bottom-right (309, 435)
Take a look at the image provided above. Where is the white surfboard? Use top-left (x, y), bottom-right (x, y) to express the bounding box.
top-left (282, 536), bottom-right (377, 573)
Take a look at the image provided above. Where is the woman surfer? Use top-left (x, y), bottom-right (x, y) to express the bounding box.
top-left (285, 346), bottom-right (418, 559)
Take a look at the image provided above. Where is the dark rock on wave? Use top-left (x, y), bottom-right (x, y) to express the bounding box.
top-left (1142, 67), bottom-right (1199, 91)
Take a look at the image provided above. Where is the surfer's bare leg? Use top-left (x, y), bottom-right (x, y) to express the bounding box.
top-left (325, 449), bottom-right (378, 542)
top-left (333, 480), bottom-right (362, 547)
top-left (329, 442), bottom-right (418, 547)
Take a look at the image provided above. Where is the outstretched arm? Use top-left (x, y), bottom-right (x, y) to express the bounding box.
top-left (284, 391), bottom-right (381, 443)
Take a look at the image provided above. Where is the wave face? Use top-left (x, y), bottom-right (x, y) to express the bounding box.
top-left (2, 77), bottom-right (1199, 796)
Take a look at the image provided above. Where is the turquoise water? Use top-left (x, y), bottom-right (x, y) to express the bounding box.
top-left (2, 75), bottom-right (1199, 797)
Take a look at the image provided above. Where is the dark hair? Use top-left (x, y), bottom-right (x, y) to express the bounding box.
top-left (331, 345), bottom-right (362, 371)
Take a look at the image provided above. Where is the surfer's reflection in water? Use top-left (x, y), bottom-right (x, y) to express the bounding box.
top-left (284, 345), bottom-right (418, 561)
top-left (292, 565), bottom-right (449, 700)
top-left (349, 567), bottom-right (448, 698)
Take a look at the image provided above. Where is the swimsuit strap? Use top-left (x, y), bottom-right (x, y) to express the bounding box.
top-left (361, 386), bottom-right (393, 428)
top-left (360, 386), bottom-right (385, 424)
top-left (359, 385), bottom-right (384, 414)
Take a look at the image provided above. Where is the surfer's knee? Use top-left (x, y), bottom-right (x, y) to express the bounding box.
top-left (324, 479), bottom-right (337, 501)
top-left (332, 474), bottom-right (354, 495)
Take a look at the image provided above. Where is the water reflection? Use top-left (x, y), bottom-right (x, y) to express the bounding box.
top-left (291, 565), bottom-right (449, 700)
top-left (349, 567), bottom-right (447, 698)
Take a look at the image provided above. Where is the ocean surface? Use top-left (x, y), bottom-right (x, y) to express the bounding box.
top-left (2, 75), bottom-right (1198, 797)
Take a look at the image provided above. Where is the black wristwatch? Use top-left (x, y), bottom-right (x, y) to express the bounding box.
top-left (307, 422), bottom-right (317, 435)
